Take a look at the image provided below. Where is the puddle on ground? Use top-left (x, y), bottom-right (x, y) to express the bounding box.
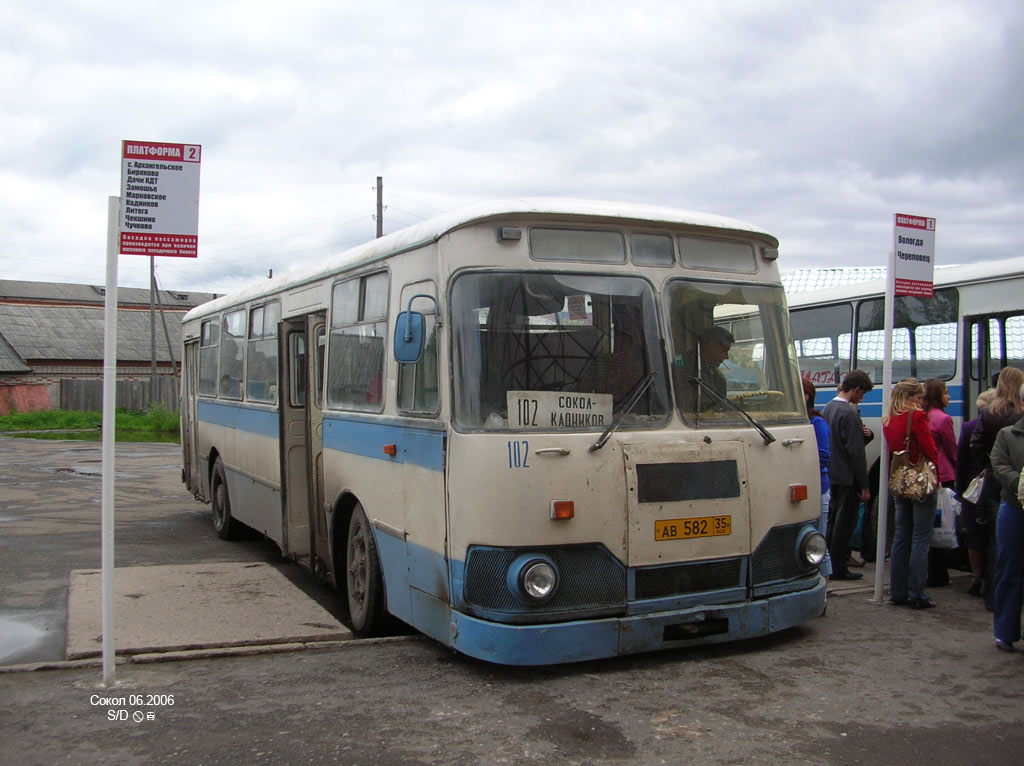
top-left (0, 615), bottom-right (50, 664)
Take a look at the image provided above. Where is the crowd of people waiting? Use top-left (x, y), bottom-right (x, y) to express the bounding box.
top-left (805, 367), bottom-right (1024, 653)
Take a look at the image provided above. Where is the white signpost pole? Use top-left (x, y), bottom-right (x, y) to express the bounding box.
top-left (100, 141), bottom-right (201, 684)
top-left (101, 196), bottom-right (119, 685)
top-left (873, 214), bottom-right (936, 603)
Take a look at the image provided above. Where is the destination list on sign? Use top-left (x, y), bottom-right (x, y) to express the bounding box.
top-left (118, 141), bottom-right (201, 258)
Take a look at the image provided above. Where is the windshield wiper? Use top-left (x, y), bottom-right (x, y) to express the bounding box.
top-left (692, 377), bottom-right (776, 446)
top-left (589, 371), bottom-right (658, 452)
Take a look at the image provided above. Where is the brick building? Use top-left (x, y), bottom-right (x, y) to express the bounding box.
top-left (0, 280), bottom-right (217, 414)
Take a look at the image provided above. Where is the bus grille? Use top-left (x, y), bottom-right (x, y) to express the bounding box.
top-left (464, 544), bottom-right (625, 620)
top-left (634, 559), bottom-right (742, 600)
top-left (750, 522), bottom-right (815, 584)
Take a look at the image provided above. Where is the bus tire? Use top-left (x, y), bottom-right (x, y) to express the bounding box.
top-left (346, 503), bottom-right (387, 636)
top-left (211, 458), bottom-right (236, 541)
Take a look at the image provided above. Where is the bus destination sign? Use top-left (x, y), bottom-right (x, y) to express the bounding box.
top-left (119, 140), bottom-right (202, 258)
top-left (892, 213), bottom-right (936, 297)
top-left (507, 391), bottom-right (613, 430)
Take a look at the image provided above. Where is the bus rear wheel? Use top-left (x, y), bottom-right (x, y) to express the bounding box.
top-left (211, 458), bottom-right (236, 541)
top-left (346, 503), bottom-right (386, 636)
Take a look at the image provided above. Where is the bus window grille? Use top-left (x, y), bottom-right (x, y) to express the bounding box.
top-left (634, 559), bottom-right (742, 600)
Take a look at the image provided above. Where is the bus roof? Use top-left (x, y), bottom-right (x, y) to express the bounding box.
top-left (184, 198), bottom-right (777, 323)
top-left (785, 255), bottom-right (1024, 309)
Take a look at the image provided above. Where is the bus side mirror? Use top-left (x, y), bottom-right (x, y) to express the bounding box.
top-left (394, 311), bottom-right (426, 364)
top-left (394, 293), bottom-right (439, 364)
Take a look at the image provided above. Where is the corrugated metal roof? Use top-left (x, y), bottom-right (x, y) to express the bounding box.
top-left (0, 279), bottom-right (217, 308)
top-left (0, 303), bottom-right (182, 363)
top-left (782, 268), bottom-right (887, 293)
top-left (0, 330), bottom-right (30, 373)
top-left (782, 264), bottom-right (964, 294)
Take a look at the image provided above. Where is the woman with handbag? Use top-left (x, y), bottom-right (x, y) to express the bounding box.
top-left (989, 381), bottom-right (1024, 652)
top-left (884, 378), bottom-right (941, 609)
top-left (923, 378), bottom-right (958, 587)
top-left (968, 367), bottom-right (1024, 609)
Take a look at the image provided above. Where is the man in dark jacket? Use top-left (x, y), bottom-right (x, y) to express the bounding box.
top-left (823, 370), bottom-right (875, 580)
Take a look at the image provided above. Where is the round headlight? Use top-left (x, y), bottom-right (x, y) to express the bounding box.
top-left (518, 559), bottom-right (558, 602)
top-left (799, 530), bottom-right (827, 567)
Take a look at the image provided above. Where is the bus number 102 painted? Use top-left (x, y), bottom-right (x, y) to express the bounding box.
top-left (507, 440), bottom-right (530, 469)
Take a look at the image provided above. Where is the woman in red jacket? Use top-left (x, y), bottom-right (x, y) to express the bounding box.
top-left (884, 378), bottom-right (941, 609)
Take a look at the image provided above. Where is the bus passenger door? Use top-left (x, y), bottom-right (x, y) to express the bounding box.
top-left (280, 313), bottom-right (328, 573)
top-left (306, 315), bottom-right (329, 573)
top-left (181, 339), bottom-right (201, 496)
top-left (280, 319), bottom-right (312, 564)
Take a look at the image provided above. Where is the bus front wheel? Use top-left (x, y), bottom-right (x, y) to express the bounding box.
top-left (346, 503), bottom-right (387, 636)
top-left (211, 458), bottom-right (236, 541)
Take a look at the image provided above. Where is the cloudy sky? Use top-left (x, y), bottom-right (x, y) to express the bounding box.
top-left (2, 0), bottom-right (1021, 293)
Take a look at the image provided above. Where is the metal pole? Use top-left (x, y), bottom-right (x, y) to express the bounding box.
top-left (102, 196), bottom-right (120, 684)
top-left (873, 249), bottom-right (896, 602)
top-left (376, 176), bottom-right (383, 238)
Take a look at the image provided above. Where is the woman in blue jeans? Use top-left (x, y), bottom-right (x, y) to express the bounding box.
top-left (883, 378), bottom-right (940, 609)
top-left (989, 383), bottom-right (1024, 652)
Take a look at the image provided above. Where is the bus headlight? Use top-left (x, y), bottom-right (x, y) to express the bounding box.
top-left (797, 528), bottom-right (827, 568)
top-left (508, 555), bottom-right (559, 603)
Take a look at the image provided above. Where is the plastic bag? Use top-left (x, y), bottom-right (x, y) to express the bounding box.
top-left (931, 487), bottom-right (959, 549)
top-left (962, 471), bottom-right (985, 504)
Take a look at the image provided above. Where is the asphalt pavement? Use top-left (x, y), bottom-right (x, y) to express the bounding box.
top-left (1, 437), bottom-right (1020, 765)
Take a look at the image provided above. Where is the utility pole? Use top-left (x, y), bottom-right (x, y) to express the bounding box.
top-left (376, 176), bottom-right (383, 238)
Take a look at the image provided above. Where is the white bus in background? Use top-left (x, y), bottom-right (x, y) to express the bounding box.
top-left (787, 256), bottom-right (1024, 498)
top-left (180, 199), bottom-right (826, 665)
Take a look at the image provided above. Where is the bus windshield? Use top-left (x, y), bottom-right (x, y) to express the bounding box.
top-left (452, 272), bottom-right (671, 430)
top-left (666, 280), bottom-right (805, 425)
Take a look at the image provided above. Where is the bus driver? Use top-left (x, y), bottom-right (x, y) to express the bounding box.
top-left (696, 325), bottom-right (734, 402)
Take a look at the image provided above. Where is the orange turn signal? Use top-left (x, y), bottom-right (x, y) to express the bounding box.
top-left (789, 484), bottom-right (808, 502)
top-left (550, 500), bottom-right (575, 520)
top-left (383, 444), bottom-right (397, 457)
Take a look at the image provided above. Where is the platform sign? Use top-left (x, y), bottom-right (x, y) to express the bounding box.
top-left (892, 213), bottom-right (936, 297)
top-left (119, 140), bottom-right (201, 257)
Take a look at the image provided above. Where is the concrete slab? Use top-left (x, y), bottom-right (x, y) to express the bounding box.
top-left (66, 562), bottom-right (351, 660)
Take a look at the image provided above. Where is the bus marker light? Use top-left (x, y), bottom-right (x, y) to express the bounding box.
top-left (550, 500), bottom-right (574, 520)
top-left (383, 444), bottom-right (397, 457)
top-left (789, 484), bottom-right (808, 502)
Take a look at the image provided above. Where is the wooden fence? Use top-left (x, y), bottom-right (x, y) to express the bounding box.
top-left (61, 377), bottom-right (179, 412)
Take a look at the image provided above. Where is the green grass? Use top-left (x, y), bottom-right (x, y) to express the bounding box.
top-left (0, 404), bottom-right (180, 435)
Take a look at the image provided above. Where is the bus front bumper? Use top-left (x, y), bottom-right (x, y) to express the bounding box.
top-left (447, 577), bottom-right (826, 666)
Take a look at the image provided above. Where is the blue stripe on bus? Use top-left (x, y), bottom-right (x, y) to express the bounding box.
top-left (323, 415), bottom-right (445, 473)
top-left (813, 384), bottom-right (965, 418)
top-left (197, 399), bottom-right (279, 438)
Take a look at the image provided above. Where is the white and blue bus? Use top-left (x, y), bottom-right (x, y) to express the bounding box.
top-left (787, 256), bottom-right (1024, 498)
top-left (180, 199), bottom-right (826, 665)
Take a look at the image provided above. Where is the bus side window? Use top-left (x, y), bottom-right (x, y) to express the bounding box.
top-left (856, 289), bottom-right (958, 383)
top-left (199, 318), bottom-right (220, 396)
top-left (219, 309), bottom-right (246, 400)
top-left (790, 304), bottom-right (852, 387)
top-left (327, 272), bottom-right (389, 412)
